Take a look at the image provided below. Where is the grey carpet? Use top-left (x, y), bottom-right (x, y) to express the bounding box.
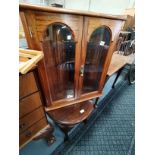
top-left (62, 84), bottom-right (135, 155)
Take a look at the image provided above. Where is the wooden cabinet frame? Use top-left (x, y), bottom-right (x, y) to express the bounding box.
top-left (19, 3), bottom-right (126, 110)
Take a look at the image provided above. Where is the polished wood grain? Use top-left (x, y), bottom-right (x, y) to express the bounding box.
top-left (24, 11), bottom-right (41, 50)
top-left (86, 17), bottom-right (123, 41)
top-left (19, 72), bottom-right (38, 99)
top-left (20, 107), bottom-right (45, 133)
top-left (19, 3), bottom-right (126, 21)
top-left (20, 118), bottom-right (47, 148)
top-left (78, 17), bottom-right (88, 97)
top-left (47, 100), bottom-right (94, 125)
top-left (34, 11), bottom-right (82, 42)
top-left (37, 60), bottom-right (52, 106)
top-left (19, 92), bottom-right (42, 118)
top-left (19, 69), bottom-right (55, 149)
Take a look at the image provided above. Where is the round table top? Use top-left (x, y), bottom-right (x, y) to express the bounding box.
top-left (47, 100), bottom-right (94, 126)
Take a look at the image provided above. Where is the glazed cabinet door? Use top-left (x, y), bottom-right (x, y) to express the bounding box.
top-left (20, 11), bottom-right (83, 107)
top-left (79, 17), bottom-right (123, 96)
top-left (42, 23), bottom-right (77, 101)
top-left (38, 13), bottom-right (83, 105)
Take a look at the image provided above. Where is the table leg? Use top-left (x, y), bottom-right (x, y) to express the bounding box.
top-left (112, 67), bottom-right (124, 88)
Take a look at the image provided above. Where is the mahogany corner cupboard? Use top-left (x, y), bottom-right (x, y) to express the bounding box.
top-left (19, 3), bottom-right (126, 111)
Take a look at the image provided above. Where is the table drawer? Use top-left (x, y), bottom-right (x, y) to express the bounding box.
top-left (20, 72), bottom-right (38, 99)
top-left (19, 107), bottom-right (44, 133)
top-left (20, 92), bottom-right (42, 118)
top-left (19, 117), bottom-right (47, 147)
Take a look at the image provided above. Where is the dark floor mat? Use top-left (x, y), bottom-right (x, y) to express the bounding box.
top-left (62, 84), bottom-right (135, 155)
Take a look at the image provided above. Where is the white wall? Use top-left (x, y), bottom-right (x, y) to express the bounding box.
top-left (19, 0), bottom-right (48, 6)
top-left (90, 0), bottom-right (129, 14)
top-left (65, 0), bottom-right (90, 11)
top-left (64, 0), bottom-right (135, 15)
top-left (128, 0), bottom-right (135, 8)
top-left (19, 0), bottom-right (135, 15)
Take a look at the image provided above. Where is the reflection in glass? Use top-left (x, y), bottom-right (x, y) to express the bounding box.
top-left (42, 24), bottom-right (75, 101)
top-left (82, 26), bottom-right (111, 94)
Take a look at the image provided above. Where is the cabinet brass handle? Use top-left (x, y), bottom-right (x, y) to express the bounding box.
top-left (80, 65), bottom-right (84, 76)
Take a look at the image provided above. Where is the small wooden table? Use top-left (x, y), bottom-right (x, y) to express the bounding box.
top-left (47, 100), bottom-right (94, 140)
top-left (107, 52), bottom-right (134, 76)
top-left (107, 52), bottom-right (134, 88)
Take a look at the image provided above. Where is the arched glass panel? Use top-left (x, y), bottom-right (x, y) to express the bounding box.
top-left (82, 26), bottom-right (111, 94)
top-left (42, 23), bottom-right (76, 101)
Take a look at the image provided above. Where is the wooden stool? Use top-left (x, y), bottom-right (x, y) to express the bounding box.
top-left (47, 100), bottom-right (94, 140)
